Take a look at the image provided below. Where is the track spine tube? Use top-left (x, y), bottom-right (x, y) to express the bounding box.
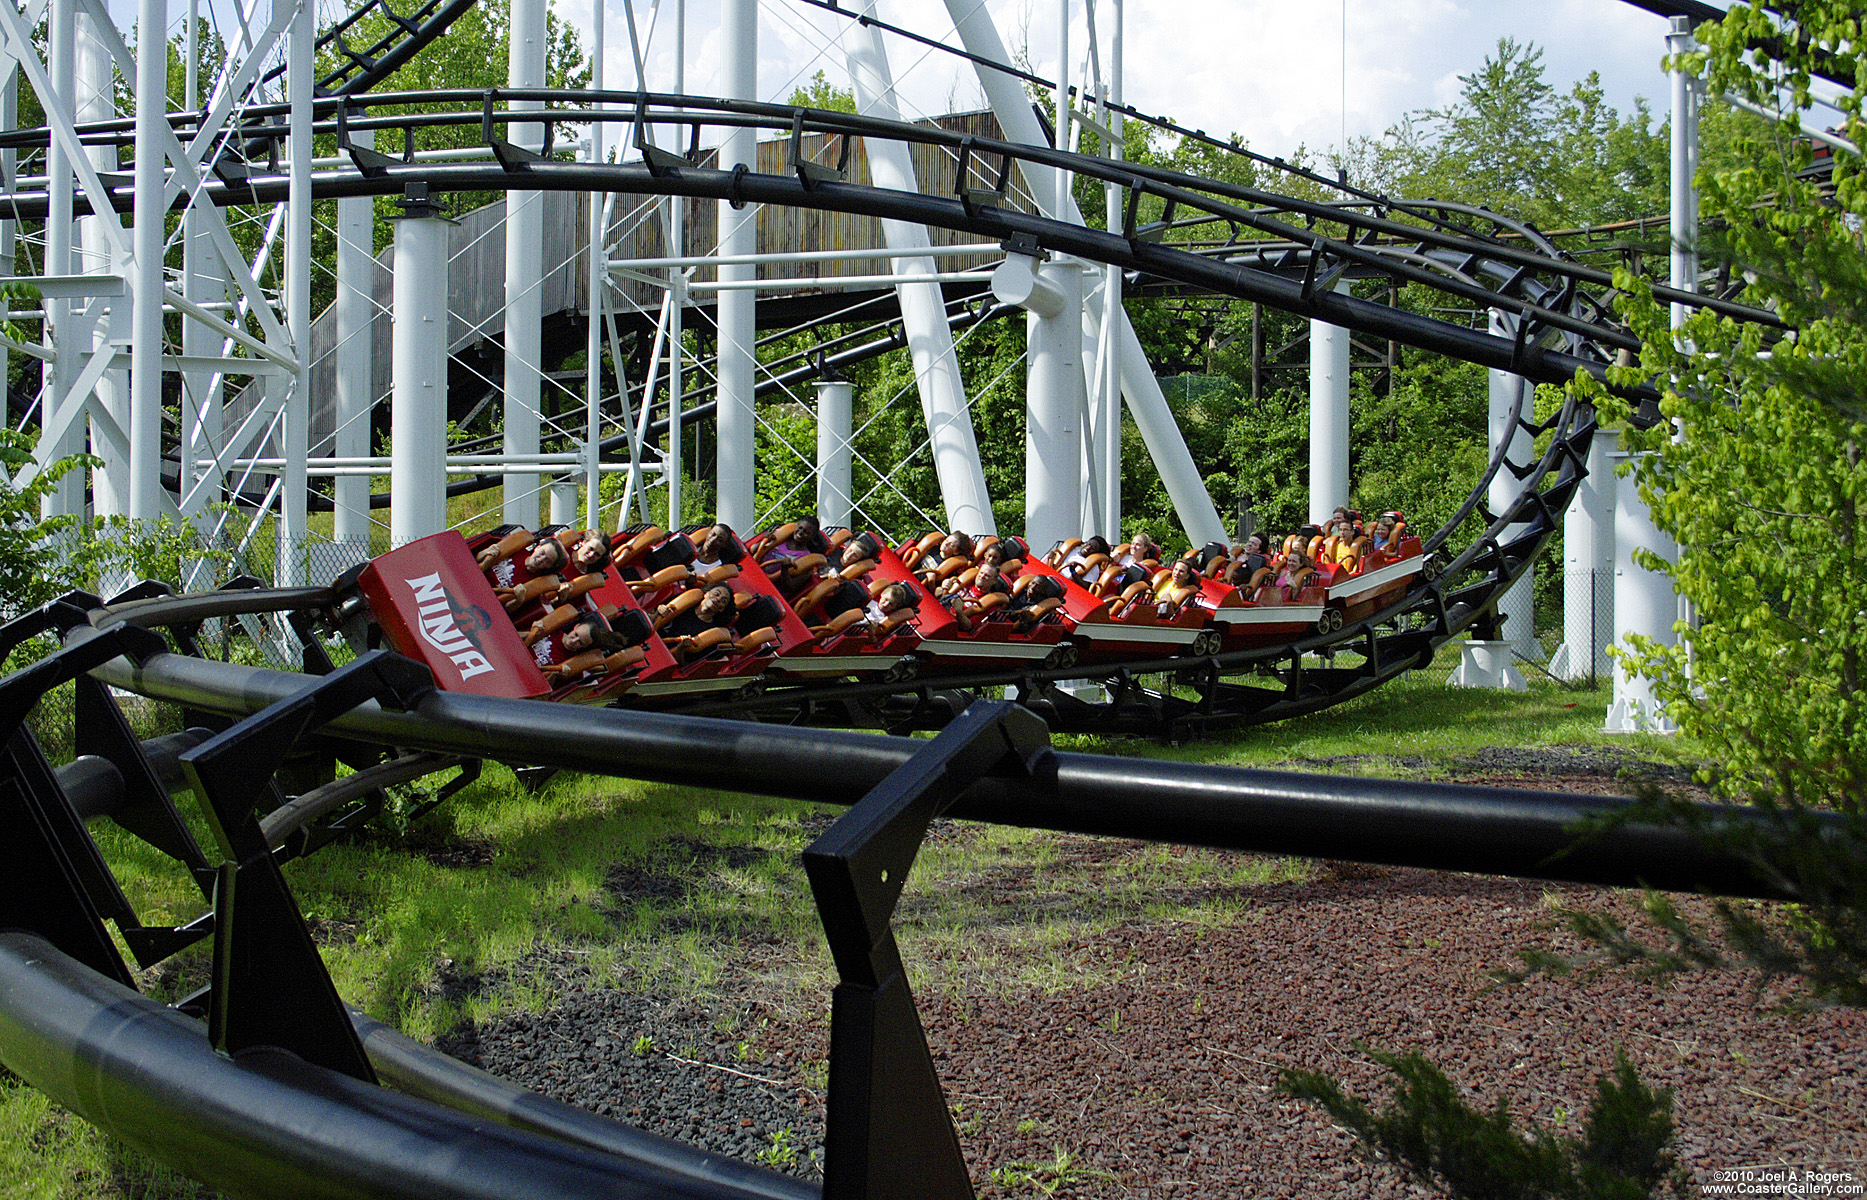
top-left (76, 624), bottom-right (1814, 902)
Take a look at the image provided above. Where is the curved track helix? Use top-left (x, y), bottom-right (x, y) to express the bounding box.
top-left (0, 63), bottom-right (1802, 1200)
top-left (0, 88), bottom-right (1758, 735)
top-left (0, 89), bottom-right (1774, 389)
top-left (48, 368), bottom-right (1580, 743)
top-left (0, 91), bottom-right (1753, 741)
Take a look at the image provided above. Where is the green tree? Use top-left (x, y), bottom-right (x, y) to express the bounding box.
top-left (787, 70), bottom-right (857, 114)
top-left (1285, 8), bottom-right (1867, 1189)
top-left (1343, 37), bottom-right (1673, 230)
top-left (1556, 0), bottom-right (1866, 1006)
top-left (1590, 4), bottom-right (1864, 811)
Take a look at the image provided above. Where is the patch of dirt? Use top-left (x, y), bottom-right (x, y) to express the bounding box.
top-left (399, 831), bottom-right (499, 868)
top-left (605, 837), bottom-right (774, 909)
top-left (438, 988), bottom-right (821, 1178)
top-left (305, 916), bottom-right (360, 946)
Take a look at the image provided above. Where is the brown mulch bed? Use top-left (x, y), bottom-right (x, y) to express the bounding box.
top-left (458, 768), bottom-right (1865, 1196)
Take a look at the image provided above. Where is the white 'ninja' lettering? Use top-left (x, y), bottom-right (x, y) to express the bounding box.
top-left (404, 573), bottom-right (496, 680)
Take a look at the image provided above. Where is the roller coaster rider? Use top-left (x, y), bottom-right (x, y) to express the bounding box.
top-left (1006, 572), bottom-right (1067, 632)
top-left (1271, 548), bottom-right (1314, 599)
top-left (566, 531), bottom-right (614, 576)
top-left (1118, 532), bottom-right (1161, 570)
top-left (861, 581), bottom-right (918, 628)
top-left (1226, 532), bottom-right (1276, 591)
top-left (1154, 558), bottom-right (1203, 617)
top-left (1056, 536), bottom-right (1112, 585)
top-left (691, 524), bottom-right (743, 576)
top-left (914, 531), bottom-right (976, 587)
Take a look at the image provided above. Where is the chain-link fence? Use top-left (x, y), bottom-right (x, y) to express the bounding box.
top-left (1549, 566), bottom-right (1614, 685)
top-left (12, 533), bottom-right (380, 762)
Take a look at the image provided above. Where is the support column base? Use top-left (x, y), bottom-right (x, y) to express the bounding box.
top-left (1605, 694), bottom-right (1678, 735)
top-left (1547, 643), bottom-right (1586, 683)
top-left (1447, 641), bottom-right (1527, 692)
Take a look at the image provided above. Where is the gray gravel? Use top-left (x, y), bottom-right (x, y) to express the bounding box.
top-left (437, 983), bottom-right (825, 1178)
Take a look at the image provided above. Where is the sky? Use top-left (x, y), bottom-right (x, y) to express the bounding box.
top-left (546, 0), bottom-right (1691, 162)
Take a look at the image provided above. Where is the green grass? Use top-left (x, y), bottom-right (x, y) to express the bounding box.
top-left (1077, 669), bottom-right (1694, 773)
top-left (2, 670), bottom-right (1704, 1198)
top-left (0, 1070), bottom-right (216, 1200)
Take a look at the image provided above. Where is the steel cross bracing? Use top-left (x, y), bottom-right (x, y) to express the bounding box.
top-left (0, 90), bottom-right (1776, 396)
top-left (0, 0), bottom-right (313, 540)
top-left (65, 369), bottom-right (1582, 742)
top-left (0, 0), bottom-right (473, 564)
top-left (0, 5), bottom-right (1803, 556)
top-left (0, 86), bottom-right (1778, 561)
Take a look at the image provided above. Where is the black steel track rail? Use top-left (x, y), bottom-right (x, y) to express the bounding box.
top-left (0, 90), bottom-right (1775, 402)
top-left (67, 617), bottom-right (1799, 901)
top-left (1617, 1), bottom-right (1856, 90)
top-left (634, 374), bottom-right (1583, 736)
top-left (74, 369), bottom-right (1576, 741)
top-left (0, 932), bottom-right (810, 1200)
top-left (0, 154), bottom-right (1648, 402)
top-left (5, 597), bottom-right (1821, 1200)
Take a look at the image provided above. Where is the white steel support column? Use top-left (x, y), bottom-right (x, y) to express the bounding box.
top-left (81, 10), bottom-right (126, 517)
top-left (715, 0), bottom-right (757, 530)
top-left (815, 379), bottom-right (852, 527)
top-left (1605, 445), bottom-right (1678, 731)
top-left (1668, 13), bottom-right (1699, 664)
top-left (1486, 310), bottom-right (1535, 649)
top-left (1549, 421), bottom-right (1615, 682)
top-left (664, 0), bottom-right (684, 531)
top-left (40, 0), bottom-right (79, 520)
top-left (549, 478), bottom-right (579, 525)
top-left (1308, 285), bottom-right (1350, 522)
top-left (1668, 16), bottom-right (1700, 333)
top-left (280, 0), bottom-right (313, 583)
top-left (667, 264), bottom-right (684, 530)
top-left (1608, 16), bottom-right (1696, 732)
top-left (1094, 0), bottom-right (1125, 539)
top-left (582, 0), bottom-right (605, 532)
top-left (333, 127), bottom-right (376, 558)
top-left (391, 204), bottom-right (452, 545)
top-left (943, 0), bottom-right (1225, 546)
top-left (503, 0), bottom-right (547, 526)
top-left (843, 0), bottom-right (993, 533)
top-left (128, 0), bottom-right (168, 522)
top-left (995, 253), bottom-right (1081, 552)
top-left (0, 74), bottom-right (10, 464)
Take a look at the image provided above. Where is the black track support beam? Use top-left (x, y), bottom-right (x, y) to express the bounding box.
top-left (0, 619), bottom-right (172, 984)
top-left (179, 650), bottom-right (435, 1082)
top-left (73, 676), bottom-right (212, 883)
top-left (804, 700), bottom-right (1053, 1200)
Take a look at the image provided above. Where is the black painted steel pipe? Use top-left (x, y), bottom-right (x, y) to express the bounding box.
top-left (77, 628), bottom-right (1803, 901)
top-left (0, 933), bottom-right (813, 1200)
top-left (52, 755), bottom-right (125, 820)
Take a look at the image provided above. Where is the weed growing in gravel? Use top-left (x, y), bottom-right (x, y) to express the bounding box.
top-left (989, 1147), bottom-right (1113, 1196)
top-left (754, 1128), bottom-right (797, 1169)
